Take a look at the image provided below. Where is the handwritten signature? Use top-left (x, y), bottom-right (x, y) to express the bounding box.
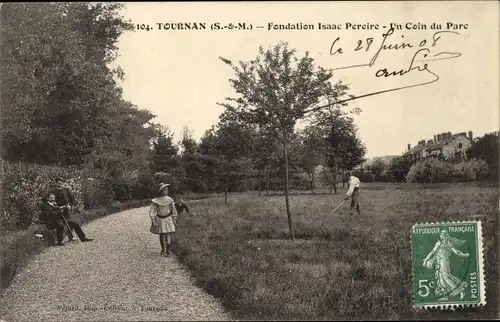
top-left (311, 28), bottom-right (462, 111)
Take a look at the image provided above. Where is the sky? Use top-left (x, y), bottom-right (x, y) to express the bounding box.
top-left (112, 1), bottom-right (499, 158)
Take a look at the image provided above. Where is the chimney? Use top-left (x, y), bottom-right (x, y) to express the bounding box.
top-left (468, 130), bottom-right (473, 140)
top-left (407, 143), bottom-right (411, 151)
top-left (433, 135), bottom-right (437, 143)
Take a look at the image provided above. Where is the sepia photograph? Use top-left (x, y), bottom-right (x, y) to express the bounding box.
top-left (0, 1), bottom-right (498, 321)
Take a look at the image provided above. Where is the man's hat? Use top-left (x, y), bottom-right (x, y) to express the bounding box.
top-left (158, 183), bottom-right (170, 194)
top-left (55, 177), bottom-right (63, 182)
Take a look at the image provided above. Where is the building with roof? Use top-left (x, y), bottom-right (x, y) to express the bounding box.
top-left (405, 131), bottom-right (473, 159)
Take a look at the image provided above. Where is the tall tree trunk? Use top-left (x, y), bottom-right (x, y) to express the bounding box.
top-left (224, 172), bottom-right (229, 204)
top-left (266, 159), bottom-right (271, 195)
top-left (329, 167), bottom-right (333, 194)
top-left (330, 166), bottom-right (337, 194)
top-left (258, 167), bottom-right (262, 196)
top-left (333, 159), bottom-right (338, 194)
top-left (283, 144), bottom-right (294, 241)
top-left (311, 171), bottom-right (315, 195)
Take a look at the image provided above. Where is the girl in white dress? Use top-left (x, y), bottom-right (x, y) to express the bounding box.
top-left (149, 183), bottom-right (178, 257)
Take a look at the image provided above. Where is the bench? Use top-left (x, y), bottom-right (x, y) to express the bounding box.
top-left (33, 223), bottom-right (70, 246)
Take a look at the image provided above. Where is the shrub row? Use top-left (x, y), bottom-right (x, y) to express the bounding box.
top-left (0, 162), bottom-right (159, 233)
top-left (1, 165), bottom-right (84, 231)
top-left (406, 158), bottom-right (489, 183)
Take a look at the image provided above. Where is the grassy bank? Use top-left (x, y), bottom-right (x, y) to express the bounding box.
top-left (0, 199), bottom-right (151, 294)
top-left (174, 183), bottom-right (498, 320)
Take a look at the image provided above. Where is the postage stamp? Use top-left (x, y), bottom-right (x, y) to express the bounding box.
top-left (411, 221), bottom-right (486, 309)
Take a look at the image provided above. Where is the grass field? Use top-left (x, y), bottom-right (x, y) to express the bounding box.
top-left (173, 183), bottom-right (498, 320)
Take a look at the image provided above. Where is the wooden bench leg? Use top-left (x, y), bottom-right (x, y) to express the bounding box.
top-left (41, 230), bottom-right (56, 246)
top-left (39, 226), bottom-right (72, 246)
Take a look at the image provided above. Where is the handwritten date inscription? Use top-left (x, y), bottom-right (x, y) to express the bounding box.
top-left (326, 28), bottom-right (462, 104)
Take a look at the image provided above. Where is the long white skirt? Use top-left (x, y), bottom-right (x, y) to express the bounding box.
top-left (150, 216), bottom-right (175, 234)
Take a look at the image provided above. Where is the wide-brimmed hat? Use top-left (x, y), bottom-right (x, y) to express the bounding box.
top-left (158, 183), bottom-right (170, 193)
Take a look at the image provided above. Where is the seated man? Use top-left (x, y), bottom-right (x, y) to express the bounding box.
top-left (174, 197), bottom-right (190, 214)
top-left (39, 193), bottom-right (93, 246)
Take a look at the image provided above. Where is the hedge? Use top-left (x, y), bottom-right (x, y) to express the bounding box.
top-left (0, 160), bottom-right (158, 233)
top-left (406, 158), bottom-right (489, 183)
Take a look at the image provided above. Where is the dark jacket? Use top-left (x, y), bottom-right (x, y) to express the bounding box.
top-left (174, 202), bottom-right (189, 214)
top-left (53, 187), bottom-right (74, 207)
top-left (52, 187), bottom-right (75, 218)
top-left (39, 201), bottom-right (63, 225)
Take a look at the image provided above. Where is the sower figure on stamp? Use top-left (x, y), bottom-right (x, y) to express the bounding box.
top-left (149, 183), bottom-right (178, 257)
top-left (423, 229), bottom-right (469, 301)
top-left (40, 193), bottom-right (93, 246)
top-left (344, 171), bottom-right (361, 216)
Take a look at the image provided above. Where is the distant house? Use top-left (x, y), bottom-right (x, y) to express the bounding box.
top-left (405, 131), bottom-right (473, 159)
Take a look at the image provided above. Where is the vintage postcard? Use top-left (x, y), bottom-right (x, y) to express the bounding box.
top-left (0, 1), bottom-right (498, 321)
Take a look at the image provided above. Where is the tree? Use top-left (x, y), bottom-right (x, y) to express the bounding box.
top-left (150, 125), bottom-right (180, 174)
top-left (370, 158), bottom-right (387, 181)
top-left (219, 42), bottom-right (334, 240)
top-left (312, 103), bottom-right (366, 194)
top-left (466, 131), bottom-right (499, 180)
top-left (298, 126), bottom-right (324, 194)
top-left (214, 114), bottom-right (254, 203)
top-left (387, 154), bottom-right (415, 182)
top-left (198, 127), bottom-right (222, 193)
top-left (0, 3), bottom-right (140, 166)
top-left (248, 125), bottom-right (281, 196)
top-left (180, 127), bottom-right (198, 156)
top-left (337, 134), bottom-right (367, 179)
top-left (179, 126), bottom-right (216, 193)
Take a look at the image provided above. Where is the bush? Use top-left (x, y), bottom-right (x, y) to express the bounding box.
top-left (387, 155), bottom-right (415, 183)
top-left (406, 158), bottom-right (490, 183)
top-left (0, 160), bottom-right (143, 232)
top-left (0, 164), bottom-right (84, 231)
top-left (352, 171), bottom-right (375, 182)
top-left (377, 174), bottom-right (390, 182)
top-left (452, 158), bottom-right (490, 181)
top-left (114, 183), bottom-right (133, 201)
top-left (406, 158), bottom-right (453, 183)
top-left (81, 169), bottom-right (115, 209)
top-left (130, 172), bottom-right (156, 200)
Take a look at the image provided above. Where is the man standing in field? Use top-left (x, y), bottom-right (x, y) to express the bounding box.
top-left (344, 171), bottom-right (361, 216)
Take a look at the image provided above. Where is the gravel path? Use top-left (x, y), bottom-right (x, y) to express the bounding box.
top-left (0, 207), bottom-right (232, 321)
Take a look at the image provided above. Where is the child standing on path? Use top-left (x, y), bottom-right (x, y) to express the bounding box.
top-left (149, 183), bottom-right (178, 257)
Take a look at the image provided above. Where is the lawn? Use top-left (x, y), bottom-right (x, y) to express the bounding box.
top-left (173, 182), bottom-right (498, 320)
